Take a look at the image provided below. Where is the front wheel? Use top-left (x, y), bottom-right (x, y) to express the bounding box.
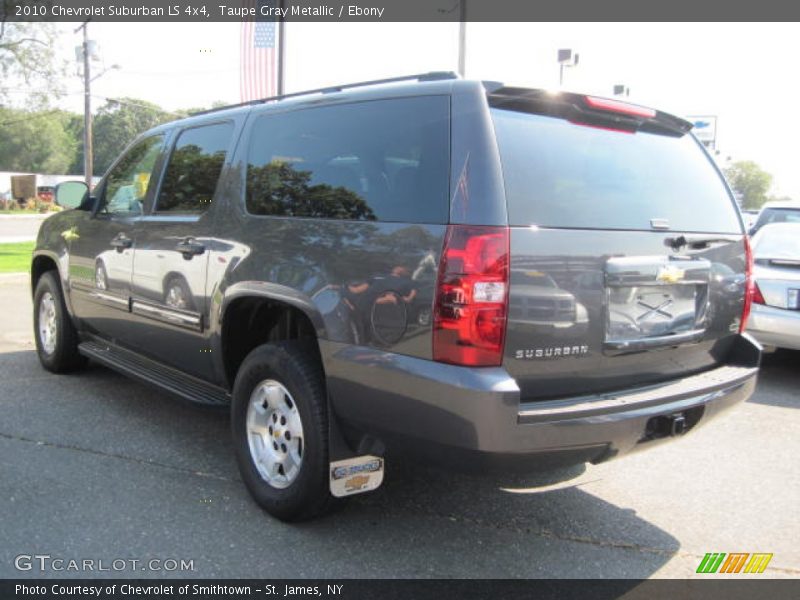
top-left (33, 271), bottom-right (87, 373)
top-left (231, 341), bottom-right (334, 521)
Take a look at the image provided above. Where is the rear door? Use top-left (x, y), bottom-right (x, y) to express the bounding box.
top-left (129, 120), bottom-right (237, 380)
top-left (489, 93), bottom-right (746, 401)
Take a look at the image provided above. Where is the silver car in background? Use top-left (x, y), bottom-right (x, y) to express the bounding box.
top-left (747, 222), bottom-right (800, 350)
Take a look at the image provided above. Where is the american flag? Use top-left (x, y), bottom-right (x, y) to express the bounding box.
top-left (240, 0), bottom-right (279, 102)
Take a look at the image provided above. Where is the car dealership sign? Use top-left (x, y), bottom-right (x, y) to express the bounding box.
top-left (688, 115), bottom-right (718, 147)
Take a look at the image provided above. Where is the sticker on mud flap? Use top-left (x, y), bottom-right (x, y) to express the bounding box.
top-left (329, 455), bottom-right (384, 497)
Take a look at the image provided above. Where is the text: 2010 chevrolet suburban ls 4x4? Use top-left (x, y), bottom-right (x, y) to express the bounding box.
top-left (34, 73), bottom-right (760, 521)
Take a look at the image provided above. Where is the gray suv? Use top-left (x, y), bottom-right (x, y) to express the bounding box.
top-left (34, 73), bottom-right (760, 521)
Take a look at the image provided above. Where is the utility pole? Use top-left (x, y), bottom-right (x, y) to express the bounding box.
top-left (457, 1), bottom-right (467, 77)
top-left (75, 21), bottom-right (93, 189)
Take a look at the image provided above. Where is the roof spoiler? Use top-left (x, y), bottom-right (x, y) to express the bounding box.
top-left (488, 87), bottom-right (692, 137)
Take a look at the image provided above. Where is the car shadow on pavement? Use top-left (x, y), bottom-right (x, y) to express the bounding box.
top-left (2, 349), bottom-right (679, 579)
top-left (749, 349), bottom-right (800, 409)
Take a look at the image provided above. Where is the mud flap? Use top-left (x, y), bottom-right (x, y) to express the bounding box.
top-left (329, 455), bottom-right (385, 497)
top-left (327, 397), bottom-right (385, 497)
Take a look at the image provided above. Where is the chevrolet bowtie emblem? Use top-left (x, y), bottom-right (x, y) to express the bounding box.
top-left (656, 265), bottom-right (685, 284)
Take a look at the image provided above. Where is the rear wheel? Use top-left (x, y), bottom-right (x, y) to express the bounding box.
top-left (231, 341), bottom-right (334, 521)
top-left (33, 271), bottom-right (87, 373)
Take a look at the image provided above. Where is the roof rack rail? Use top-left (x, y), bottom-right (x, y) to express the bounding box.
top-left (191, 71), bottom-right (459, 117)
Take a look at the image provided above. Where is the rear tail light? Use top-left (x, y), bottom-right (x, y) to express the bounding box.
top-left (739, 236), bottom-right (755, 333)
top-left (433, 225), bottom-right (510, 366)
top-left (752, 281), bottom-right (766, 306)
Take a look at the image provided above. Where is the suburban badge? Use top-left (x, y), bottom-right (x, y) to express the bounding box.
top-left (515, 345), bottom-right (589, 360)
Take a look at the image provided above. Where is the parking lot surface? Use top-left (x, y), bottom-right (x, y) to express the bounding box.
top-left (1, 273), bottom-right (798, 579)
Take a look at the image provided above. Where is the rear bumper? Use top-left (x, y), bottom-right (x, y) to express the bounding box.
top-left (322, 334), bottom-right (761, 470)
top-left (747, 303), bottom-right (800, 350)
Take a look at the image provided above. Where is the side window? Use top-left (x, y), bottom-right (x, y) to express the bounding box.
top-left (156, 122), bottom-right (235, 213)
top-left (103, 135), bottom-right (164, 216)
top-left (245, 96), bottom-right (450, 223)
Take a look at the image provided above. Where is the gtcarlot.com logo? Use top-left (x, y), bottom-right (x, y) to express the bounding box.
top-left (696, 552), bottom-right (773, 574)
top-left (14, 554), bottom-right (194, 573)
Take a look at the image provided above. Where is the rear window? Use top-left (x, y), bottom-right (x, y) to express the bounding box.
top-left (755, 207), bottom-right (800, 229)
top-left (245, 97), bottom-right (450, 223)
top-left (491, 108), bottom-right (741, 233)
top-left (753, 225), bottom-right (800, 259)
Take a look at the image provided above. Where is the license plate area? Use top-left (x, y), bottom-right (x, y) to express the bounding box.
top-left (608, 284), bottom-right (702, 340)
top-left (604, 256), bottom-right (711, 348)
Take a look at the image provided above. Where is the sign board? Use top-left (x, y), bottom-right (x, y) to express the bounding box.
top-left (10, 174), bottom-right (37, 200)
top-left (687, 115), bottom-right (717, 147)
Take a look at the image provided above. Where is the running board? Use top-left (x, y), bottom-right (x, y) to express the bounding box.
top-left (78, 340), bottom-right (230, 407)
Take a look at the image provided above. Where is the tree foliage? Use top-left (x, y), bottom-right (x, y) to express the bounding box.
top-left (0, 21), bottom-right (63, 107)
top-left (88, 97), bottom-right (180, 176)
top-left (723, 160), bottom-right (774, 210)
top-left (0, 107), bottom-right (78, 173)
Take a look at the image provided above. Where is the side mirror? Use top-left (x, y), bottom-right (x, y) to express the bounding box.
top-left (55, 181), bottom-right (89, 210)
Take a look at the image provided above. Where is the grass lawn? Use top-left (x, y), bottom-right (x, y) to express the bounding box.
top-left (0, 241), bottom-right (33, 273)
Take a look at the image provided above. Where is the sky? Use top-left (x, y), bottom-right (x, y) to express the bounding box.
top-left (47, 21), bottom-right (800, 199)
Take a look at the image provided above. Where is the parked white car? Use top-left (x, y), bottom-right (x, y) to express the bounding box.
top-left (746, 222), bottom-right (800, 350)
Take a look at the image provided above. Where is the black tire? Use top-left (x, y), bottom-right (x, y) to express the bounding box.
top-left (33, 271), bottom-right (87, 373)
top-left (231, 341), bottom-right (335, 521)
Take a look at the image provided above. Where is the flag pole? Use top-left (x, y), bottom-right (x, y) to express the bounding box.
top-left (277, 0), bottom-right (286, 95)
top-left (457, 1), bottom-right (466, 77)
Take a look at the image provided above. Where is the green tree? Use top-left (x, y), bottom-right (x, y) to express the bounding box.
top-left (88, 98), bottom-right (180, 176)
top-left (724, 160), bottom-right (774, 210)
top-left (0, 107), bottom-right (78, 173)
top-left (0, 21), bottom-right (64, 107)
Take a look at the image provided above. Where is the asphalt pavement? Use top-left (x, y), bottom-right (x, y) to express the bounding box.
top-left (0, 273), bottom-right (798, 579)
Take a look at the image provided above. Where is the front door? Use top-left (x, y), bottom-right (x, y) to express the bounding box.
top-left (66, 134), bottom-right (165, 344)
top-left (129, 121), bottom-right (236, 381)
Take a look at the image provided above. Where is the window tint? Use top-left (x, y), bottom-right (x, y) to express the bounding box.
top-left (245, 97), bottom-right (450, 223)
top-left (103, 135), bottom-right (164, 216)
top-left (157, 122), bottom-right (234, 213)
top-left (491, 109), bottom-right (741, 233)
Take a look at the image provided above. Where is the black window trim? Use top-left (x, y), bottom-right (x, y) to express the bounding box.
top-left (151, 118), bottom-right (237, 217)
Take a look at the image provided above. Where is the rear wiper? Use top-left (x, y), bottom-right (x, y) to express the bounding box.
top-left (664, 235), bottom-right (737, 251)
